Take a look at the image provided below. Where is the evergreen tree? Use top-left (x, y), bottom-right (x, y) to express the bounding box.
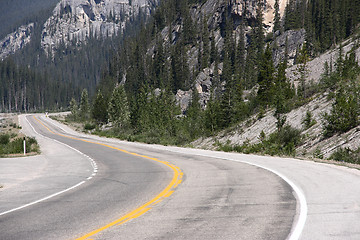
top-left (255, 0), bottom-right (265, 61)
top-left (182, 9), bottom-right (195, 45)
top-left (296, 45), bottom-right (309, 99)
top-left (324, 84), bottom-right (360, 137)
top-left (108, 85), bottom-right (130, 128)
top-left (257, 46), bottom-right (275, 106)
top-left (69, 98), bottom-right (78, 116)
top-left (201, 16), bottom-right (210, 70)
top-left (204, 93), bottom-right (221, 133)
top-left (235, 17), bottom-right (245, 80)
top-left (185, 89), bottom-right (203, 139)
top-left (80, 89), bottom-right (89, 119)
top-left (273, 0), bottom-right (281, 33)
top-left (210, 32), bottom-right (217, 64)
top-left (244, 30), bottom-right (257, 88)
top-left (92, 90), bottom-right (108, 124)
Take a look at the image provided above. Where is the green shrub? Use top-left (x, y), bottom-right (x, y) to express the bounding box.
top-left (329, 147), bottom-right (360, 164)
top-left (0, 136), bottom-right (39, 156)
top-left (84, 122), bottom-right (96, 131)
top-left (0, 134), bottom-right (10, 145)
top-left (302, 111), bottom-right (317, 129)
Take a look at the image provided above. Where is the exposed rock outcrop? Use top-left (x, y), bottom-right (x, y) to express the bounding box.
top-left (286, 38), bottom-right (360, 84)
top-left (41, 0), bottom-right (158, 55)
top-left (0, 23), bottom-right (34, 60)
top-left (193, 36), bottom-right (360, 159)
top-left (273, 28), bottom-right (306, 66)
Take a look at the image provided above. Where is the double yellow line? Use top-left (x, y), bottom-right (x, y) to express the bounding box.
top-left (33, 116), bottom-right (183, 239)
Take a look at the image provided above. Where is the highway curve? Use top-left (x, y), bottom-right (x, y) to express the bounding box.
top-left (0, 114), bottom-right (359, 239)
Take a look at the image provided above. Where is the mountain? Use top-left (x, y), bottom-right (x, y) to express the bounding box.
top-left (41, 0), bottom-right (159, 56)
top-left (0, 23), bottom-right (34, 60)
top-left (0, 0), bottom-right (159, 112)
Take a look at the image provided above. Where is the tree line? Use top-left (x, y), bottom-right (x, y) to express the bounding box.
top-left (284, 0), bottom-right (360, 53)
top-left (0, 58), bottom-right (78, 112)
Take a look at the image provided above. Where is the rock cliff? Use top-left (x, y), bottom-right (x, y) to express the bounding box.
top-left (41, 0), bottom-right (158, 55)
top-left (0, 23), bottom-right (34, 60)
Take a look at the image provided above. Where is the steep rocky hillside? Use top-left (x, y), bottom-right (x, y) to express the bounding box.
top-left (41, 0), bottom-right (158, 55)
top-left (193, 37), bottom-right (360, 159)
top-left (0, 0), bottom-right (158, 59)
top-left (0, 23), bottom-right (34, 60)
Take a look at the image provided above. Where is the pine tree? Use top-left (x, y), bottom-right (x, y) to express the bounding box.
top-left (204, 93), bottom-right (221, 133)
top-left (255, 0), bottom-right (265, 60)
top-left (324, 84), bottom-right (360, 137)
top-left (108, 85), bottom-right (130, 128)
top-left (69, 98), bottom-right (78, 116)
top-left (210, 32), bottom-right (217, 64)
top-left (257, 46), bottom-right (275, 106)
top-left (182, 9), bottom-right (195, 45)
top-left (92, 90), bottom-right (108, 124)
top-left (273, 0), bottom-right (281, 33)
top-left (201, 16), bottom-right (210, 70)
top-left (296, 45), bottom-right (309, 99)
top-left (185, 89), bottom-right (203, 139)
top-left (80, 89), bottom-right (89, 119)
top-left (235, 15), bottom-right (245, 78)
top-left (244, 30), bottom-right (257, 88)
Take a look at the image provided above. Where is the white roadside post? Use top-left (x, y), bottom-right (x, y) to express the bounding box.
top-left (23, 137), bottom-right (26, 156)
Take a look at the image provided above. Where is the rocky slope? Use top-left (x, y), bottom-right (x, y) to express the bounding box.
top-left (193, 37), bottom-right (360, 159)
top-left (0, 23), bottom-right (34, 60)
top-left (168, 0), bottom-right (296, 111)
top-left (41, 0), bottom-right (158, 55)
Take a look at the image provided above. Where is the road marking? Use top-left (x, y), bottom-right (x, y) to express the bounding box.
top-left (0, 116), bottom-right (98, 217)
top-left (33, 116), bottom-right (183, 240)
top-left (0, 181), bottom-right (85, 217)
top-left (143, 147), bottom-right (308, 240)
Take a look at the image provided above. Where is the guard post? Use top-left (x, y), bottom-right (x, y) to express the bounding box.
top-left (23, 137), bottom-right (26, 155)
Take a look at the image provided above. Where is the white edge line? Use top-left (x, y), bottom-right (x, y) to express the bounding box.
top-left (149, 149), bottom-right (308, 240)
top-left (0, 181), bottom-right (86, 216)
top-left (0, 115), bottom-right (98, 217)
top-left (34, 116), bottom-right (307, 239)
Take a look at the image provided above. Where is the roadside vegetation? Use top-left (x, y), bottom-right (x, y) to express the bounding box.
top-left (217, 125), bottom-right (302, 157)
top-left (0, 116), bottom-right (40, 157)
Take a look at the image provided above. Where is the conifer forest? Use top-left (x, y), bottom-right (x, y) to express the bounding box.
top-left (2, 0), bottom-right (360, 155)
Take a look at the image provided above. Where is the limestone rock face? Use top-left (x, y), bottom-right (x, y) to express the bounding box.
top-left (41, 0), bottom-right (158, 55)
top-left (231, 0), bottom-right (287, 32)
top-left (273, 29), bottom-right (306, 66)
top-left (0, 23), bottom-right (34, 60)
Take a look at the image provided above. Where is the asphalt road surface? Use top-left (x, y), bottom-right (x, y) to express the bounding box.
top-left (0, 114), bottom-right (359, 240)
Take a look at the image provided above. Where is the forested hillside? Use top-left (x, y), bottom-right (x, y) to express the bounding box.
top-left (285, 0), bottom-right (360, 53)
top-left (72, 0), bottom-right (360, 148)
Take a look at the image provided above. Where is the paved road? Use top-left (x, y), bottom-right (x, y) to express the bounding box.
top-left (0, 114), bottom-right (359, 239)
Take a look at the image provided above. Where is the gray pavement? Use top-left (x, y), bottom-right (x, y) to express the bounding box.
top-left (0, 114), bottom-right (358, 239)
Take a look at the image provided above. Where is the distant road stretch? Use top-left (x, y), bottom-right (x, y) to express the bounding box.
top-left (0, 114), bottom-right (359, 239)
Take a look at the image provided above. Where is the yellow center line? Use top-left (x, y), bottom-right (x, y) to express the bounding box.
top-left (32, 116), bottom-right (183, 240)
